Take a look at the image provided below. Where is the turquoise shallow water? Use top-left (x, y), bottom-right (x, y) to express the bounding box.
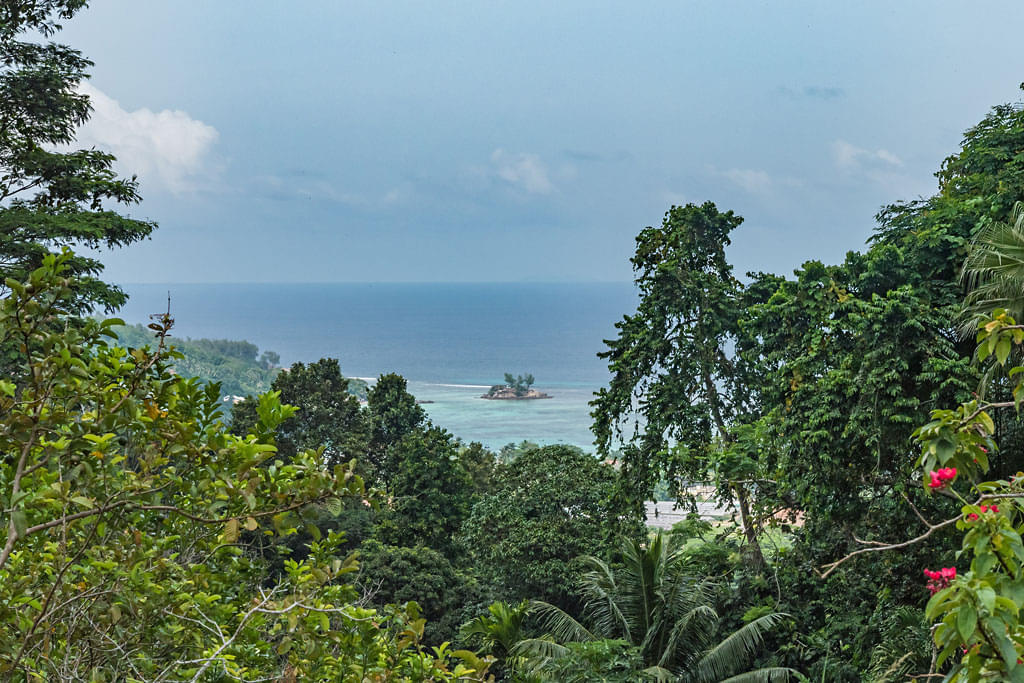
top-left (405, 381), bottom-right (597, 451)
top-left (116, 283), bottom-right (637, 452)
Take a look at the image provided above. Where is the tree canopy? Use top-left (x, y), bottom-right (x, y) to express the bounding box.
top-left (0, 0), bottom-right (156, 314)
top-left (461, 444), bottom-right (643, 610)
top-left (0, 254), bottom-right (496, 680)
top-left (231, 357), bottom-right (370, 467)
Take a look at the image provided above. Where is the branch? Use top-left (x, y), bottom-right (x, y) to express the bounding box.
top-left (817, 515), bottom-right (960, 578)
top-left (817, 493), bottom-right (1024, 578)
top-left (184, 587), bottom-right (281, 683)
top-left (960, 401), bottom-right (1015, 426)
top-left (902, 491), bottom-right (936, 529)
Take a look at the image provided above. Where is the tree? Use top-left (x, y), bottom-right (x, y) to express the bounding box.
top-left (0, 1), bottom-right (156, 314)
top-left (960, 200), bottom-right (1024, 334)
top-left (231, 357), bottom-right (369, 467)
top-left (366, 372), bottom-right (426, 489)
top-left (734, 89), bottom-right (1024, 675)
top-left (376, 426), bottom-right (474, 555)
top-left (460, 600), bottom-right (532, 678)
top-left (0, 253), bottom-right (498, 680)
top-left (491, 373), bottom-right (535, 397)
top-left (460, 445), bottom-right (643, 610)
top-left (591, 201), bottom-right (767, 561)
top-left (258, 349), bottom-right (280, 369)
top-left (521, 532), bottom-right (793, 682)
top-left (355, 540), bottom-right (484, 646)
top-left (458, 440), bottom-right (498, 495)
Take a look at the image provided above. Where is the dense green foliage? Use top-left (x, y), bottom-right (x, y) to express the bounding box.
top-left (111, 322), bottom-right (281, 398)
top-left (523, 532), bottom-right (793, 681)
top-left (15, 2), bottom-right (1024, 680)
top-left (0, 0), bottom-right (155, 315)
top-left (0, 254), bottom-right (492, 680)
top-left (377, 426), bottom-right (475, 555)
top-left (461, 445), bottom-right (643, 611)
top-left (113, 323), bottom-right (370, 401)
top-left (365, 372), bottom-right (426, 489)
top-left (231, 357), bottom-right (370, 466)
top-left (588, 87), bottom-right (1024, 678)
top-left (356, 540), bottom-right (485, 646)
top-left (592, 201), bottom-right (767, 563)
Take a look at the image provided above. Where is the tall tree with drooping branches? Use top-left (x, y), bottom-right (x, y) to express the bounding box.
top-left (0, 0), bottom-right (157, 315)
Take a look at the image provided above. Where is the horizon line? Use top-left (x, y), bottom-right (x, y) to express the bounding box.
top-left (116, 280), bottom-right (636, 286)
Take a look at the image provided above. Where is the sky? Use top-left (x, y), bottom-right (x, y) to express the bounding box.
top-left (58, 1), bottom-right (1024, 283)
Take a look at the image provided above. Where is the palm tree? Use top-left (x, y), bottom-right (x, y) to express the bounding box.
top-left (960, 200), bottom-right (1024, 335)
top-left (518, 532), bottom-right (793, 682)
top-left (460, 600), bottom-right (531, 676)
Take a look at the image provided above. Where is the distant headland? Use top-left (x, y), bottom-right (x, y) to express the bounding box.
top-left (481, 373), bottom-right (552, 400)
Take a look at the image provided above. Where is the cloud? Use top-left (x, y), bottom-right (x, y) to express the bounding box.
top-left (250, 174), bottom-right (408, 209)
top-left (721, 168), bottom-right (773, 194)
top-left (714, 168), bottom-right (801, 195)
top-left (832, 139), bottom-right (903, 170)
top-left (778, 85), bottom-right (845, 100)
top-left (490, 149), bottom-right (554, 194)
top-left (73, 82), bottom-right (219, 194)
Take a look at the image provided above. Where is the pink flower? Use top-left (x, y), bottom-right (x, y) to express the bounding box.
top-left (924, 567), bottom-right (956, 595)
top-left (928, 468), bottom-right (957, 489)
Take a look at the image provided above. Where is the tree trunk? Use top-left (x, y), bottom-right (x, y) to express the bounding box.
top-left (733, 482), bottom-right (766, 569)
top-left (700, 363), bottom-right (767, 569)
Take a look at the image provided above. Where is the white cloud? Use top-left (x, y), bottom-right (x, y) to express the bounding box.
top-left (73, 82), bottom-right (219, 194)
top-left (714, 168), bottom-right (801, 195)
top-left (721, 168), bottom-right (773, 194)
top-left (490, 149), bottom-right (553, 194)
top-left (833, 139), bottom-right (902, 170)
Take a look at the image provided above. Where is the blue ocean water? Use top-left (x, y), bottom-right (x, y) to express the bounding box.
top-left (115, 283), bottom-right (637, 451)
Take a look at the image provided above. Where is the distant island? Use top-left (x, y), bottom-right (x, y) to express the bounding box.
top-left (108, 323), bottom-right (369, 401)
top-left (482, 373), bottom-right (552, 400)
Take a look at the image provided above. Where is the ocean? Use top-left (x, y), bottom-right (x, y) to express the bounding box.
top-left (115, 283), bottom-right (638, 452)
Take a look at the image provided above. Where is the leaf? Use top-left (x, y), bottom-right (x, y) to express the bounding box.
top-left (11, 508), bottom-right (27, 538)
top-left (71, 496), bottom-right (94, 508)
top-left (997, 337), bottom-right (1012, 365)
top-left (988, 617), bottom-right (1018, 669)
top-left (934, 437), bottom-right (956, 464)
top-left (977, 411), bottom-right (996, 435)
top-left (244, 516), bottom-right (258, 531)
top-left (976, 586), bottom-right (996, 613)
top-left (222, 518), bottom-right (239, 543)
top-left (956, 604), bottom-right (977, 642)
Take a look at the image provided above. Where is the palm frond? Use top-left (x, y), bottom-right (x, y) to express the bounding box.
top-left (528, 599), bottom-right (595, 644)
top-left (459, 600), bottom-right (530, 657)
top-left (657, 604), bottom-right (718, 669)
top-left (641, 665), bottom-right (677, 681)
top-left (960, 200), bottom-right (1024, 334)
top-left (579, 555), bottom-right (633, 640)
top-left (694, 612), bottom-right (790, 682)
top-left (716, 666), bottom-right (794, 683)
top-left (510, 636), bottom-right (570, 662)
